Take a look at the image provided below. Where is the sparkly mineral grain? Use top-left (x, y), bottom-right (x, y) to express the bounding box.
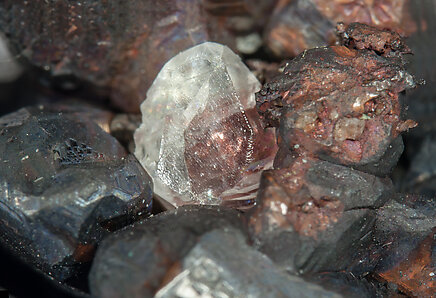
top-left (0, 104), bottom-right (153, 281)
top-left (134, 42), bottom-right (277, 208)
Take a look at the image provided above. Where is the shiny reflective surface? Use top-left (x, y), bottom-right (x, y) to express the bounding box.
top-left (0, 104), bottom-right (153, 280)
top-left (134, 42), bottom-right (277, 208)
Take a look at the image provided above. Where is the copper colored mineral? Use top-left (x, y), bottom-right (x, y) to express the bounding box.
top-left (256, 23), bottom-right (417, 175)
top-left (375, 230), bottom-right (435, 297)
top-left (372, 195), bottom-right (436, 297)
top-left (336, 22), bottom-right (411, 57)
top-left (264, 0), bottom-right (416, 58)
top-left (248, 157), bottom-right (393, 274)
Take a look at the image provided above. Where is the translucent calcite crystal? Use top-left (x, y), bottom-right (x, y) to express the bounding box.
top-left (134, 42), bottom-right (277, 207)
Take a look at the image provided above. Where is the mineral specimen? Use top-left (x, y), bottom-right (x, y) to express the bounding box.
top-left (263, 0), bottom-right (335, 58)
top-left (263, 0), bottom-right (416, 59)
top-left (336, 22), bottom-right (411, 57)
top-left (306, 272), bottom-right (389, 298)
top-left (248, 157), bottom-right (393, 274)
top-left (374, 230), bottom-right (435, 297)
top-left (373, 195), bottom-right (436, 297)
top-left (0, 104), bottom-right (153, 281)
top-left (134, 42), bottom-right (277, 207)
top-left (402, 134), bottom-right (436, 197)
top-left (89, 206), bottom-right (341, 298)
top-left (256, 23), bottom-right (416, 175)
top-left (0, 0), bottom-right (236, 112)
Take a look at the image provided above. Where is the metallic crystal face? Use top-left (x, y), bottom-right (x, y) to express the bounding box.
top-left (89, 206), bottom-right (341, 298)
top-left (134, 42), bottom-right (277, 207)
top-left (0, 104), bottom-right (153, 280)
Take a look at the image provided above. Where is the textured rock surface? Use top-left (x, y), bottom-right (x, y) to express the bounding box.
top-left (0, 0), bottom-right (236, 112)
top-left (248, 157), bottom-right (393, 274)
top-left (0, 104), bottom-right (153, 280)
top-left (89, 206), bottom-right (340, 298)
top-left (374, 229), bottom-right (435, 297)
top-left (373, 195), bottom-right (436, 272)
top-left (134, 42), bottom-right (277, 208)
top-left (305, 272), bottom-right (392, 298)
top-left (256, 23), bottom-right (416, 175)
top-left (373, 194), bottom-right (435, 297)
top-left (264, 0), bottom-right (416, 59)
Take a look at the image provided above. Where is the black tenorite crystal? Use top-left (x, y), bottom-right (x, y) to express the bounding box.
top-left (0, 104), bottom-right (153, 281)
top-left (89, 206), bottom-right (341, 298)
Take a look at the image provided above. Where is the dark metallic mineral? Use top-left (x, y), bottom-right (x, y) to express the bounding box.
top-left (264, 0), bottom-right (416, 59)
top-left (89, 206), bottom-right (341, 298)
top-left (305, 272), bottom-right (393, 298)
top-left (401, 134), bottom-right (436, 197)
top-left (401, 0), bottom-right (436, 138)
top-left (375, 229), bottom-right (435, 297)
top-left (256, 23), bottom-right (417, 175)
top-left (0, 0), bottom-right (237, 112)
top-left (248, 157), bottom-right (393, 274)
top-left (0, 104), bottom-right (153, 281)
top-left (372, 195), bottom-right (435, 294)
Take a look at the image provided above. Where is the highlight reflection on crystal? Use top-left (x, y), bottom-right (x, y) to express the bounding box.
top-left (134, 42), bottom-right (277, 207)
top-left (0, 104), bottom-right (153, 280)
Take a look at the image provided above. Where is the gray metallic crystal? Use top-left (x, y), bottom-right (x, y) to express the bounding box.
top-left (90, 206), bottom-right (341, 298)
top-left (0, 104), bottom-right (153, 280)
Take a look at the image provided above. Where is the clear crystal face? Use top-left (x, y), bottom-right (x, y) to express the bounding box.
top-left (134, 42), bottom-right (277, 207)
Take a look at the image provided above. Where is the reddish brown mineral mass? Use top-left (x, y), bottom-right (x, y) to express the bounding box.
top-left (312, 0), bottom-right (417, 35)
top-left (0, 0), bottom-right (237, 112)
top-left (256, 23), bottom-right (417, 175)
top-left (264, 0), bottom-right (417, 59)
top-left (375, 229), bottom-right (436, 297)
top-left (248, 156), bottom-right (394, 273)
top-left (249, 23), bottom-right (420, 275)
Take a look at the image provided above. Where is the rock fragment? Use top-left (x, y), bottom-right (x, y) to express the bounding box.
top-left (0, 0), bottom-right (236, 112)
top-left (0, 104), bottom-right (153, 280)
top-left (89, 206), bottom-right (341, 298)
top-left (256, 22), bottom-right (417, 175)
top-left (264, 0), bottom-right (416, 59)
top-left (248, 157), bottom-right (393, 274)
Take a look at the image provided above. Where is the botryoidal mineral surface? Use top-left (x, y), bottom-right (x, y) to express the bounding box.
top-left (0, 104), bottom-right (153, 280)
top-left (134, 42), bottom-right (277, 208)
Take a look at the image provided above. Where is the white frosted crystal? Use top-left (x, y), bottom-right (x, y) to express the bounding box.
top-left (134, 42), bottom-right (277, 207)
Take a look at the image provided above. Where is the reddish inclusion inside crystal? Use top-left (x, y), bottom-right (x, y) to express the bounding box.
top-left (184, 106), bottom-right (277, 198)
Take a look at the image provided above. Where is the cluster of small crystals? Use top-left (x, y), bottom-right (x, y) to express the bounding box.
top-left (134, 42), bottom-right (277, 207)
